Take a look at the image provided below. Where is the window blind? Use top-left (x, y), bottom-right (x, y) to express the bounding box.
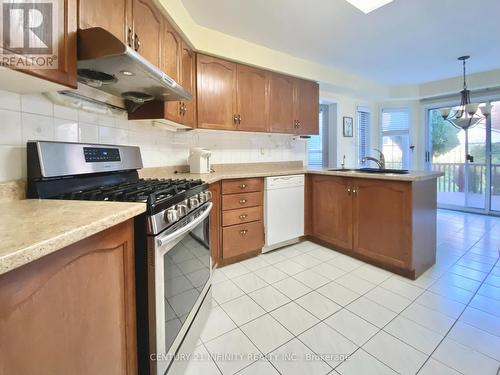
top-left (382, 108), bottom-right (410, 132)
top-left (357, 109), bottom-right (370, 165)
top-left (307, 110), bottom-right (323, 168)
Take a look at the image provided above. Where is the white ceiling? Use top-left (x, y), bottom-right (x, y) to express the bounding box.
top-left (181, 0), bottom-right (500, 85)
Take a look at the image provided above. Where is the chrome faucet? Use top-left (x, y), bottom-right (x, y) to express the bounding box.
top-left (362, 148), bottom-right (386, 169)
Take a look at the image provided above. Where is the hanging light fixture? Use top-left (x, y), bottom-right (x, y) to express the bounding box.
top-left (440, 56), bottom-right (492, 131)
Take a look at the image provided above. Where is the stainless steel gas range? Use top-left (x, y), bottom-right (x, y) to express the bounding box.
top-left (27, 140), bottom-right (212, 375)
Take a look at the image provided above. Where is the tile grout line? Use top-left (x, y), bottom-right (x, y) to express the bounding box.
top-left (208, 227), bottom-right (500, 375)
top-left (414, 253), bottom-right (500, 374)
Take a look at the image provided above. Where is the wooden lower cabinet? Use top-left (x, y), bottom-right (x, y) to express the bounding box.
top-left (222, 191), bottom-right (263, 211)
top-left (210, 178), bottom-right (265, 266)
top-left (222, 221), bottom-right (264, 259)
top-left (309, 175), bottom-right (353, 250)
top-left (307, 174), bottom-right (436, 279)
top-left (0, 220), bottom-right (137, 375)
top-left (222, 206), bottom-right (262, 227)
top-left (353, 179), bottom-right (411, 269)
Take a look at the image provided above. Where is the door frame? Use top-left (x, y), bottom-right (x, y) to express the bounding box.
top-left (424, 97), bottom-right (500, 216)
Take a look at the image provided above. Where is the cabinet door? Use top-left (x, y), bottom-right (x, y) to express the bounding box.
top-left (196, 54), bottom-right (237, 130)
top-left (0, 220), bottom-right (137, 375)
top-left (180, 41), bottom-right (196, 127)
top-left (222, 221), bottom-right (264, 260)
top-left (353, 179), bottom-right (412, 269)
top-left (22, 0), bottom-right (77, 88)
top-left (236, 64), bottom-right (270, 132)
top-left (132, 0), bottom-right (162, 67)
top-left (295, 79), bottom-right (319, 135)
top-left (311, 175), bottom-right (353, 250)
top-left (162, 21), bottom-right (182, 123)
top-left (79, 0), bottom-right (130, 44)
top-left (269, 72), bottom-right (295, 133)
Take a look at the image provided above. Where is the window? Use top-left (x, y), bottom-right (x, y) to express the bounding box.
top-left (381, 108), bottom-right (411, 169)
top-left (307, 105), bottom-right (329, 168)
top-left (357, 107), bottom-right (371, 167)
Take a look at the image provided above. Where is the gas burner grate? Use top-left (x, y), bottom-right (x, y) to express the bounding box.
top-left (56, 178), bottom-right (206, 212)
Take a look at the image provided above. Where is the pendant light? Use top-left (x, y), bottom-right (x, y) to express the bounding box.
top-left (440, 56), bottom-right (492, 131)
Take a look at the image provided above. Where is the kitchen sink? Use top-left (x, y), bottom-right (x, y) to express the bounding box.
top-left (329, 168), bottom-right (410, 174)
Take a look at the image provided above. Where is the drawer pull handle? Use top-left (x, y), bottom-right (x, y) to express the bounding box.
top-left (239, 199), bottom-right (247, 204)
top-left (240, 184), bottom-right (247, 189)
top-left (239, 229), bottom-right (248, 236)
top-left (239, 214), bottom-right (248, 220)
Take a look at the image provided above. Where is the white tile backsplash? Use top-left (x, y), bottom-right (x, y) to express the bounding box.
top-left (0, 91), bottom-right (307, 182)
top-left (21, 94), bottom-right (53, 116)
top-left (0, 109), bottom-right (22, 146)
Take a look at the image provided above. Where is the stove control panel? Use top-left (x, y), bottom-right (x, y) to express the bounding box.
top-left (83, 147), bottom-right (121, 163)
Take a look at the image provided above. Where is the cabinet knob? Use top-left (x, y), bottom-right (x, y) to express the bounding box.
top-left (233, 114), bottom-right (238, 125)
top-left (240, 184), bottom-right (247, 189)
top-left (239, 214), bottom-right (248, 220)
top-left (347, 187), bottom-right (351, 195)
top-left (239, 229), bottom-right (248, 236)
top-left (239, 199), bottom-right (247, 204)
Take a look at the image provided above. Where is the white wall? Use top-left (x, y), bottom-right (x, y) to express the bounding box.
top-left (320, 91), bottom-right (377, 169)
top-left (0, 90), bottom-right (306, 182)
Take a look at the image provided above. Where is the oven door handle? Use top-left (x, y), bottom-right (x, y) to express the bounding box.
top-left (156, 202), bottom-right (212, 248)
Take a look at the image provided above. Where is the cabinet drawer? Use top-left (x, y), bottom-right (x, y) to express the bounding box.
top-left (223, 221), bottom-right (264, 259)
top-left (222, 206), bottom-right (262, 227)
top-left (222, 192), bottom-right (263, 211)
top-left (222, 178), bottom-right (263, 195)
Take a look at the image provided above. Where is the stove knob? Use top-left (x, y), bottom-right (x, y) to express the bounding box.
top-left (189, 196), bottom-right (200, 209)
top-left (165, 208), bottom-right (179, 223)
top-left (199, 192), bottom-right (207, 203)
top-left (204, 190), bottom-right (212, 201)
top-left (176, 203), bottom-right (188, 217)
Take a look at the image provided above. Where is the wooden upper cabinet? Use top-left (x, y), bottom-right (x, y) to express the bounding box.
top-left (78, 0), bottom-right (130, 44)
top-left (295, 79), bottom-right (319, 135)
top-left (22, 0), bottom-right (77, 88)
top-left (161, 21), bottom-right (181, 81)
top-left (162, 21), bottom-right (182, 123)
top-left (197, 54), bottom-right (237, 130)
top-left (269, 73), bottom-right (296, 134)
top-left (310, 175), bottom-right (353, 250)
top-left (353, 179), bottom-right (412, 269)
top-left (236, 65), bottom-right (270, 132)
top-left (180, 41), bottom-right (196, 127)
top-left (131, 0), bottom-right (162, 67)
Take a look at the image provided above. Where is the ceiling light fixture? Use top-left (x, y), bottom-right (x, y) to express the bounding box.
top-left (344, 0), bottom-right (393, 14)
top-left (439, 56), bottom-right (492, 131)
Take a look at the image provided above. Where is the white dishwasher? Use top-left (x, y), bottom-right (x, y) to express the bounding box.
top-left (263, 174), bottom-right (305, 252)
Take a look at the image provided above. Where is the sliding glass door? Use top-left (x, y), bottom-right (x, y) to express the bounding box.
top-left (427, 101), bottom-right (500, 214)
top-left (491, 101), bottom-right (500, 212)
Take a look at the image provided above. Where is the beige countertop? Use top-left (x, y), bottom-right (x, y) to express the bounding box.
top-left (0, 162), bottom-right (442, 275)
top-left (139, 163), bottom-right (444, 183)
top-left (0, 200), bottom-right (145, 275)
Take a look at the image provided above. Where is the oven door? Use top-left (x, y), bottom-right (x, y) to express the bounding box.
top-left (148, 202), bottom-right (212, 375)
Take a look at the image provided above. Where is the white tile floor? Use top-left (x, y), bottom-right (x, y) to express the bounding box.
top-left (169, 210), bottom-right (500, 375)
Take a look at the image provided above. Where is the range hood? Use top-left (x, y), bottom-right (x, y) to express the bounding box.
top-left (57, 27), bottom-right (192, 113)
